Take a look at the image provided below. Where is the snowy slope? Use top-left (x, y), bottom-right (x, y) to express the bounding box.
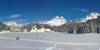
top-left (0, 33), bottom-right (100, 50)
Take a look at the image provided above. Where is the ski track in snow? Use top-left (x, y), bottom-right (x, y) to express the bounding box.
top-left (0, 46), bottom-right (50, 49)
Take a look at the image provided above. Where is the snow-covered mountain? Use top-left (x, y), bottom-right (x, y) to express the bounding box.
top-left (4, 21), bottom-right (24, 27)
top-left (76, 12), bottom-right (100, 23)
top-left (46, 16), bottom-right (67, 26)
top-left (4, 21), bottom-right (18, 27)
top-left (3, 12), bottom-right (100, 27)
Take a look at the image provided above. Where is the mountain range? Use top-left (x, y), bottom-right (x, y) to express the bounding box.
top-left (0, 12), bottom-right (100, 33)
top-left (3, 12), bottom-right (100, 27)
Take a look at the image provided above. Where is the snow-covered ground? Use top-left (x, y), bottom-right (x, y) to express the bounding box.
top-left (0, 33), bottom-right (100, 50)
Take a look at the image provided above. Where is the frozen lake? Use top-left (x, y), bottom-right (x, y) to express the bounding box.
top-left (0, 32), bottom-right (100, 50)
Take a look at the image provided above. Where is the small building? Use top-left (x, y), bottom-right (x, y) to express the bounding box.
top-left (10, 27), bottom-right (21, 32)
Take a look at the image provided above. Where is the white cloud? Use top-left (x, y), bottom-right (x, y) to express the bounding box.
top-left (9, 14), bottom-right (21, 18)
top-left (72, 8), bottom-right (88, 12)
top-left (14, 19), bottom-right (26, 22)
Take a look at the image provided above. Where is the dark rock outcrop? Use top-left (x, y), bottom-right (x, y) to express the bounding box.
top-left (0, 23), bottom-right (10, 31)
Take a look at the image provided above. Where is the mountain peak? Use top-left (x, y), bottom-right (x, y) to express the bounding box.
top-left (46, 16), bottom-right (67, 26)
top-left (4, 21), bottom-right (24, 27)
top-left (75, 12), bottom-right (100, 23)
top-left (4, 21), bottom-right (18, 27)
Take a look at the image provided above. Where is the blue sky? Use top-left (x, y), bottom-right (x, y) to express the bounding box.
top-left (0, 0), bottom-right (100, 24)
